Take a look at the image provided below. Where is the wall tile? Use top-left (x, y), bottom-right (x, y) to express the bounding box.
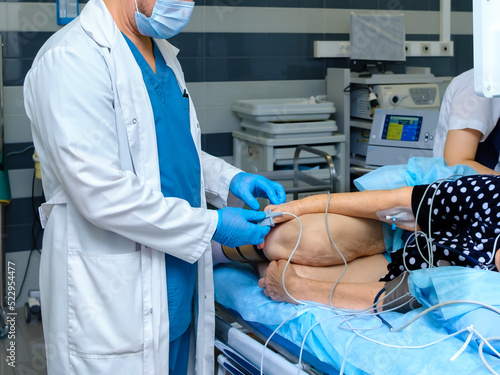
top-left (205, 33), bottom-right (267, 57)
top-left (268, 0), bottom-right (324, 8)
top-left (8, 169), bottom-right (43, 199)
top-left (5, 196), bottom-right (44, 253)
top-left (205, 57), bottom-right (267, 81)
top-left (2, 31), bottom-right (53, 59)
top-left (267, 79), bottom-right (326, 98)
top-left (5, 114), bottom-right (33, 144)
top-left (205, 106), bottom-right (241, 134)
top-left (3, 86), bottom-right (26, 115)
top-left (379, 0), bottom-right (432, 12)
top-left (452, 0), bottom-right (472, 12)
top-left (5, 142), bottom-right (35, 169)
top-left (267, 33), bottom-right (322, 57)
top-left (268, 57), bottom-right (326, 80)
top-left (170, 32), bottom-right (205, 57)
top-left (178, 57), bottom-right (206, 82)
top-left (3, 57), bottom-right (33, 86)
top-left (5, 222), bottom-right (42, 253)
top-left (201, 132), bottom-right (233, 156)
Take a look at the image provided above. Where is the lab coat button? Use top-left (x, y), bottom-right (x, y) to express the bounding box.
top-left (196, 123), bottom-right (200, 128)
top-left (150, 308), bottom-right (153, 313)
top-left (132, 118), bottom-right (137, 124)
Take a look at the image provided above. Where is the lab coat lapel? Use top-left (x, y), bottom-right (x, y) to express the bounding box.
top-left (155, 40), bottom-right (183, 86)
top-left (80, 0), bottom-right (116, 49)
top-left (111, 35), bottom-right (160, 189)
top-left (80, 0), bottom-right (160, 191)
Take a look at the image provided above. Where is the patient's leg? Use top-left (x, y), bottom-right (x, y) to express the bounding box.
top-left (294, 253), bottom-right (389, 282)
top-left (258, 257), bottom-right (387, 310)
top-left (255, 253), bottom-right (388, 283)
top-left (262, 213), bottom-right (385, 267)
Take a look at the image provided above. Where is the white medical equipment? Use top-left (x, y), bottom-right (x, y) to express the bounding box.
top-left (350, 83), bottom-right (441, 120)
top-left (473, 0), bottom-right (500, 98)
top-left (349, 13), bottom-right (406, 76)
top-left (365, 108), bottom-right (439, 168)
top-left (232, 98), bottom-right (348, 194)
top-left (56, 0), bottom-right (79, 25)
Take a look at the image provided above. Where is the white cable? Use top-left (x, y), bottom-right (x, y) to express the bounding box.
top-left (5, 144), bottom-right (34, 158)
top-left (450, 325), bottom-right (474, 361)
top-left (322, 192), bottom-right (349, 309)
top-left (353, 326), bottom-right (471, 349)
top-left (279, 212), bottom-right (304, 305)
top-left (478, 336), bottom-right (500, 375)
top-left (472, 330), bottom-right (500, 358)
top-left (405, 175), bottom-right (463, 272)
top-left (259, 211), bottom-right (306, 375)
top-left (259, 309), bottom-right (299, 375)
top-left (391, 300), bottom-right (500, 332)
top-left (488, 234), bottom-right (500, 267)
top-left (339, 335), bottom-right (356, 375)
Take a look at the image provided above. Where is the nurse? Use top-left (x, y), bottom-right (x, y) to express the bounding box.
top-left (433, 69), bottom-right (500, 174)
top-left (23, 0), bottom-right (285, 374)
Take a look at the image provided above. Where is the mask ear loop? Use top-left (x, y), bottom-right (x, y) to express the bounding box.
top-left (134, 0), bottom-right (140, 13)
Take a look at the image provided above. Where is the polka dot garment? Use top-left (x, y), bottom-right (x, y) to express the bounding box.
top-left (381, 175), bottom-right (500, 281)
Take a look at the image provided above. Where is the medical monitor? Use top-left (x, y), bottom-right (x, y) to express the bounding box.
top-left (366, 108), bottom-right (439, 167)
top-left (381, 114), bottom-right (423, 142)
top-left (350, 13), bottom-right (406, 76)
top-left (473, 0), bottom-right (500, 98)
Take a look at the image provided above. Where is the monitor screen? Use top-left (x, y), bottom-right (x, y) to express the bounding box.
top-left (381, 114), bottom-right (423, 142)
top-left (350, 13), bottom-right (406, 64)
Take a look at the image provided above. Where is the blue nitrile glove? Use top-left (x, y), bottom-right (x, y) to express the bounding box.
top-left (229, 173), bottom-right (286, 210)
top-left (213, 207), bottom-right (271, 248)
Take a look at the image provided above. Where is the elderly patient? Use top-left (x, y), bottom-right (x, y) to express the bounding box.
top-left (252, 174), bottom-right (500, 312)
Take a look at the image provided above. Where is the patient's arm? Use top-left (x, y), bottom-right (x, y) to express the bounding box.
top-left (267, 186), bottom-right (415, 229)
top-left (261, 213), bottom-right (386, 266)
top-left (258, 257), bottom-right (387, 310)
top-left (443, 129), bottom-right (500, 175)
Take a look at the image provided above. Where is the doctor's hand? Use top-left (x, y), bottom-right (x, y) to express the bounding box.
top-left (213, 207), bottom-right (270, 248)
top-left (230, 173), bottom-right (286, 210)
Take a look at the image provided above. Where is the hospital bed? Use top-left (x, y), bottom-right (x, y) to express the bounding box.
top-left (214, 263), bottom-right (500, 375)
top-left (258, 144), bottom-right (339, 201)
top-left (214, 157), bottom-right (500, 374)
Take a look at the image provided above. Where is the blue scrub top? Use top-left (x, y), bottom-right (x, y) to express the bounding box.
top-left (124, 36), bottom-right (200, 341)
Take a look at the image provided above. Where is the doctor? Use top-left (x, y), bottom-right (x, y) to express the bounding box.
top-left (23, 0), bottom-right (285, 373)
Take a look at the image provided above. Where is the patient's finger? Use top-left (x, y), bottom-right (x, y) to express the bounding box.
top-left (263, 204), bottom-right (295, 224)
top-left (258, 278), bottom-right (265, 288)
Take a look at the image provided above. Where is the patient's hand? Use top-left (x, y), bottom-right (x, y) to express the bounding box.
top-left (495, 250), bottom-right (500, 271)
top-left (264, 199), bottom-right (309, 224)
top-left (258, 260), bottom-right (299, 304)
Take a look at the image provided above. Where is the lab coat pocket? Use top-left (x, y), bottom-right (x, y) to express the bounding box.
top-left (67, 250), bottom-right (144, 357)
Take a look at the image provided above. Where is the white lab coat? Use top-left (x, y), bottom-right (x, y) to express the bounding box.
top-left (23, 0), bottom-right (241, 373)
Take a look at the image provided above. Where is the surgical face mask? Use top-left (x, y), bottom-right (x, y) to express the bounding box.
top-left (135, 0), bottom-right (194, 39)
